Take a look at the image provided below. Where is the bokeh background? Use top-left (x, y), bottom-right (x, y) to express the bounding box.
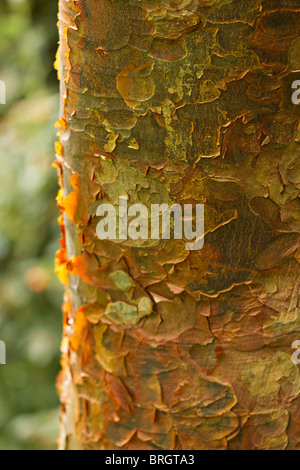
top-left (0, 0), bottom-right (62, 449)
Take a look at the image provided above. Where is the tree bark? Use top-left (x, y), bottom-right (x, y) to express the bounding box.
top-left (56, 0), bottom-right (300, 450)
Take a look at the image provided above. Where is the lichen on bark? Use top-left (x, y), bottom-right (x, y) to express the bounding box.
top-left (56, 0), bottom-right (300, 450)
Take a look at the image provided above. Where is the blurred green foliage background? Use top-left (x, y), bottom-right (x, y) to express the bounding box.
top-left (0, 0), bottom-right (63, 449)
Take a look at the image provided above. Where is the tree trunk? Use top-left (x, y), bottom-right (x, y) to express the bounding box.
top-left (56, 0), bottom-right (300, 450)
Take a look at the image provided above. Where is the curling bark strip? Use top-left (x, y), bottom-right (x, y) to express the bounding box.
top-left (56, 0), bottom-right (300, 450)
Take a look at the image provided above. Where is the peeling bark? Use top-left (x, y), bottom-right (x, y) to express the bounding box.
top-left (56, 0), bottom-right (300, 450)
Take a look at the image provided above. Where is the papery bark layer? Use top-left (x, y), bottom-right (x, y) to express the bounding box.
top-left (56, 0), bottom-right (300, 450)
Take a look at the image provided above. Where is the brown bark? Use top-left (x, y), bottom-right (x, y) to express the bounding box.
top-left (56, 0), bottom-right (300, 450)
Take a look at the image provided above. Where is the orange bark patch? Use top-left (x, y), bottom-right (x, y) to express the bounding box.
top-left (57, 173), bottom-right (82, 224)
top-left (60, 191), bottom-right (80, 224)
top-left (55, 141), bottom-right (64, 158)
top-left (55, 247), bottom-right (69, 286)
top-left (70, 307), bottom-right (89, 352)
